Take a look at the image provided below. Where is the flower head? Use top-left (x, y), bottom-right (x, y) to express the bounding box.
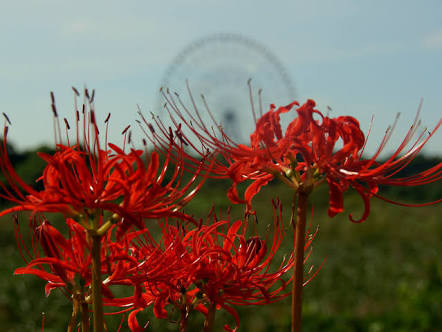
top-left (13, 215), bottom-right (127, 299)
top-left (125, 201), bottom-right (318, 331)
top-left (145, 86), bottom-right (441, 222)
top-left (1, 89), bottom-right (207, 232)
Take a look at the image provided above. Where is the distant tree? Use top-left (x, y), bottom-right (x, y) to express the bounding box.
top-left (379, 155), bottom-right (442, 202)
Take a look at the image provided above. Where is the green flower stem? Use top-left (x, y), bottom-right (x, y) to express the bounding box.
top-left (91, 232), bottom-right (104, 332)
top-left (81, 300), bottom-right (90, 332)
top-left (67, 306), bottom-right (77, 332)
top-left (179, 307), bottom-right (189, 332)
top-left (203, 302), bottom-right (216, 332)
top-left (291, 189), bottom-right (309, 332)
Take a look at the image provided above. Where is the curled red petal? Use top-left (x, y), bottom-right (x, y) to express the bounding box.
top-left (153, 296), bottom-right (168, 319)
top-left (227, 183), bottom-right (246, 205)
top-left (221, 303), bottom-right (240, 332)
top-left (348, 183), bottom-right (376, 223)
top-left (128, 308), bottom-right (145, 332)
top-left (326, 178), bottom-right (344, 217)
top-left (244, 174), bottom-right (273, 209)
top-left (14, 267), bottom-right (62, 283)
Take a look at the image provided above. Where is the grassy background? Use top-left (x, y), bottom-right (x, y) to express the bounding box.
top-left (0, 147), bottom-right (441, 331)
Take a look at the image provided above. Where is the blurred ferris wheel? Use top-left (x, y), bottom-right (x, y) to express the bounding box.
top-left (156, 33), bottom-right (296, 143)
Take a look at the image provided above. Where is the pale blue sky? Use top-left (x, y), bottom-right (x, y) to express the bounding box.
top-left (1, 0), bottom-right (441, 155)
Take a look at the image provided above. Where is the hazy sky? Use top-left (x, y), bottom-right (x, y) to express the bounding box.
top-left (1, 0), bottom-right (441, 155)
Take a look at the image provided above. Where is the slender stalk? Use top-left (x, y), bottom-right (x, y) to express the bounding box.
top-left (91, 233), bottom-right (104, 332)
top-left (202, 302), bottom-right (216, 332)
top-left (81, 300), bottom-right (90, 332)
top-left (67, 308), bottom-right (77, 332)
top-left (178, 307), bottom-right (188, 332)
top-left (42, 312), bottom-right (45, 332)
top-left (291, 189), bottom-right (309, 332)
top-left (68, 296), bottom-right (79, 332)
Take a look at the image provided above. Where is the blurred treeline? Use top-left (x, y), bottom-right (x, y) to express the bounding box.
top-left (0, 143), bottom-right (441, 331)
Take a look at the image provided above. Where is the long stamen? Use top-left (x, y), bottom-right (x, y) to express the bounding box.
top-left (2, 112), bottom-right (11, 126)
top-left (51, 92), bottom-right (62, 147)
top-left (104, 113), bottom-right (111, 149)
top-left (121, 125), bottom-right (131, 151)
top-left (258, 88), bottom-right (263, 118)
top-left (75, 110), bottom-right (80, 146)
top-left (248, 78), bottom-right (257, 125)
top-left (64, 118), bottom-right (71, 146)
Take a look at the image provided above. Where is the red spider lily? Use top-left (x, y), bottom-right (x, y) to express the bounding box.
top-left (13, 214), bottom-right (164, 331)
top-left (109, 223), bottom-right (195, 330)
top-left (14, 215), bottom-right (172, 322)
top-left (275, 100), bottom-right (442, 222)
top-left (125, 201), bottom-right (319, 332)
top-left (71, 223), bottom-right (195, 332)
top-left (13, 216), bottom-right (136, 300)
top-left (14, 216), bottom-right (92, 298)
top-left (112, 140), bottom-right (209, 237)
top-left (144, 87), bottom-right (441, 222)
top-left (179, 201), bottom-right (318, 331)
top-left (0, 89), bottom-right (207, 232)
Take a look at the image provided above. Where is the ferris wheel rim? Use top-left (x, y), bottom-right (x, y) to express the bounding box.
top-left (159, 32), bottom-right (295, 97)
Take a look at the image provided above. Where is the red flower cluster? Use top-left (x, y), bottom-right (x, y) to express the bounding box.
top-left (132, 202), bottom-right (316, 331)
top-left (2, 89), bottom-right (311, 331)
top-left (122, 202), bottom-right (320, 332)
top-left (14, 216), bottom-right (132, 298)
top-left (14, 201), bottom-right (308, 332)
top-left (0, 89), bottom-right (206, 234)
top-left (5, 85), bottom-right (437, 331)
top-left (146, 88), bottom-right (441, 222)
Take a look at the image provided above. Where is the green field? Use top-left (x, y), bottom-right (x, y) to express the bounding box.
top-left (0, 148), bottom-right (441, 331)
